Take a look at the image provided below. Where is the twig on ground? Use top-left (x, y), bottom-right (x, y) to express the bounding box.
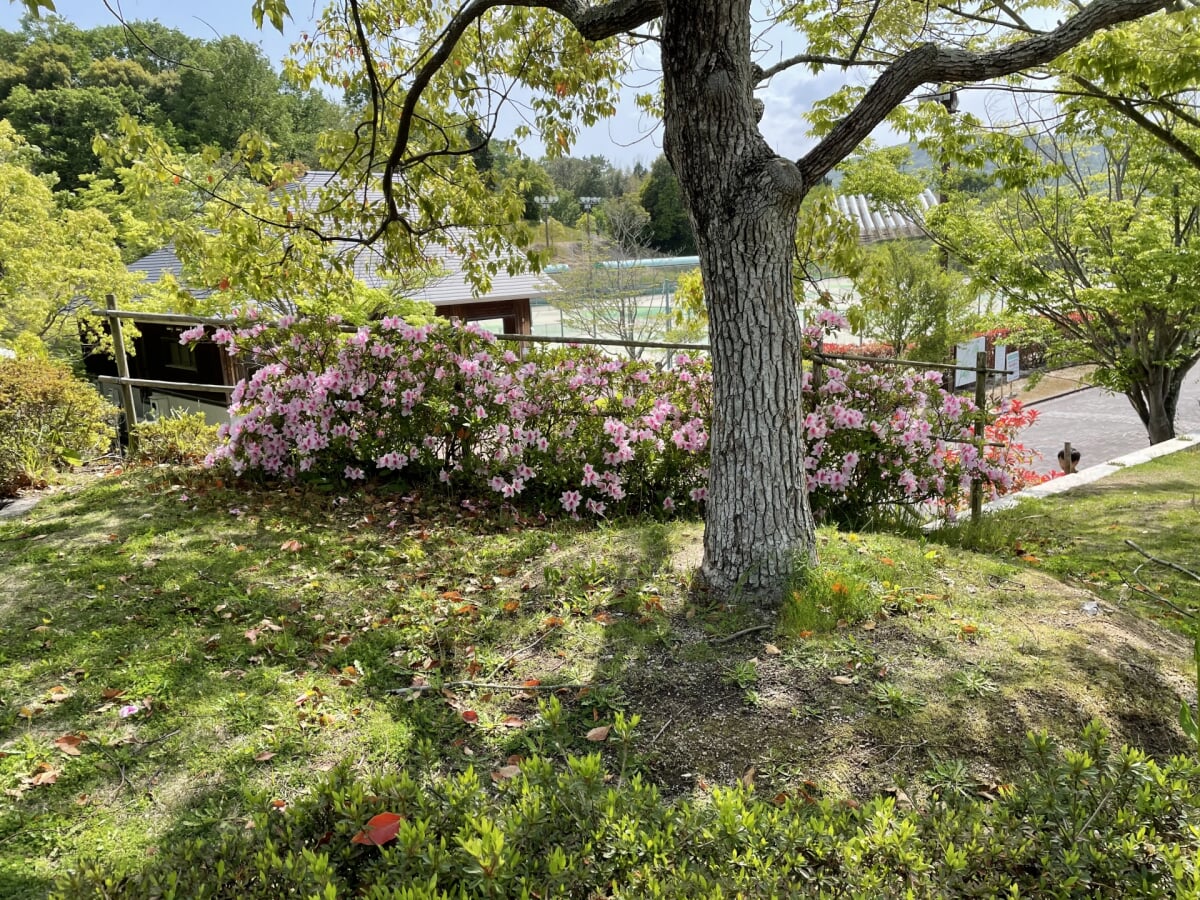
top-left (710, 624), bottom-right (772, 645)
top-left (388, 680), bottom-right (588, 695)
top-left (650, 717), bottom-right (673, 744)
top-left (1125, 540), bottom-right (1200, 584)
top-left (487, 628), bottom-right (555, 680)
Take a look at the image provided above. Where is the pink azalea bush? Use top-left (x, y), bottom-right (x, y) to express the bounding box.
top-left (184, 315), bottom-right (711, 517)
top-left (184, 310), bottom-right (1040, 523)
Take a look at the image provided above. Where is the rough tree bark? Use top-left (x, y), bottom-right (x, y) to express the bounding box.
top-left (660, 0), bottom-right (815, 597)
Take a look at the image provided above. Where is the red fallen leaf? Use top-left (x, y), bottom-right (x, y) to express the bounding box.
top-left (771, 791), bottom-right (789, 806)
top-left (543, 615), bottom-right (565, 629)
top-left (461, 710), bottom-right (479, 724)
top-left (506, 754), bottom-right (524, 766)
top-left (441, 590), bottom-right (464, 601)
top-left (218, 277), bottom-right (230, 291)
top-left (522, 679), bottom-right (541, 688)
top-left (585, 725), bottom-right (610, 742)
top-left (879, 557), bottom-right (895, 566)
top-left (492, 765), bottom-right (521, 782)
top-left (593, 612), bottom-right (614, 625)
top-left (351, 812), bottom-right (404, 846)
top-left (280, 539), bottom-right (303, 553)
top-left (54, 734), bottom-right (85, 756)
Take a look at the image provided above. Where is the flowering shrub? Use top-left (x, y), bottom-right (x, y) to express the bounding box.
top-left (800, 310), bottom-right (1016, 524)
top-left (185, 315), bottom-right (711, 517)
top-left (187, 310), bottom-right (1038, 523)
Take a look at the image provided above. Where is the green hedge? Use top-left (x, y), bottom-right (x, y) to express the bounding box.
top-left (54, 724), bottom-right (1200, 899)
top-left (0, 356), bottom-right (115, 496)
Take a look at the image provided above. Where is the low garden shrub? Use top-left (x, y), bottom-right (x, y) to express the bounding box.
top-left (132, 409), bottom-right (220, 465)
top-left (0, 356), bottom-right (115, 496)
top-left (183, 311), bottom-right (1042, 524)
top-left (53, 723), bottom-right (1200, 898)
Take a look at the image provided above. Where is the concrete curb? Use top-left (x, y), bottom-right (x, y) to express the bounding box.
top-left (984, 431), bottom-right (1200, 513)
top-left (1024, 385), bottom-right (1095, 407)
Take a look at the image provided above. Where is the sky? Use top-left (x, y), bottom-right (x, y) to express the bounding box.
top-left (0, 1), bottom-right (976, 170)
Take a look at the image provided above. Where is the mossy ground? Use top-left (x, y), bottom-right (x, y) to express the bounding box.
top-left (0, 449), bottom-right (1196, 897)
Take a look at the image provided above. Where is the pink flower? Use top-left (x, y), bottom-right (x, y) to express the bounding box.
top-left (560, 490), bottom-right (582, 513)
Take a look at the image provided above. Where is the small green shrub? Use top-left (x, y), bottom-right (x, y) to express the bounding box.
top-left (53, 723), bottom-right (1200, 899)
top-left (132, 410), bottom-right (219, 465)
top-left (0, 357), bottom-right (115, 496)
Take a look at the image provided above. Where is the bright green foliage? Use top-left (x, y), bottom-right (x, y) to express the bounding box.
top-left (131, 410), bottom-right (219, 466)
top-left (1054, 9), bottom-right (1200, 169)
top-left (0, 355), bottom-right (116, 495)
top-left (53, 723), bottom-right (1200, 898)
top-left (0, 120), bottom-right (138, 356)
top-left (848, 240), bottom-right (974, 362)
top-left (931, 125), bottom-right (1200, 442)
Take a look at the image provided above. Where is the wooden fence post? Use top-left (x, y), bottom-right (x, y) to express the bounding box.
top-left (970, 350), bottom-right (987, 522)
top-left (106, 294), bottom-right (138, 453)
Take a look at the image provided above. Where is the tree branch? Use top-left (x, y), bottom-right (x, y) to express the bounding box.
top-left (366, 0), bottom-right (662, 241)
top-left (797, 0), bottom-right (1172, 187)
top-left (1069, 75), bottom-right (1200, 171)
top-left (756, 53), bottom-right (893, 84)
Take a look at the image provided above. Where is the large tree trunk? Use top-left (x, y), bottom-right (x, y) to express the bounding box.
top-left (661, 0), bottom-right (816, 600)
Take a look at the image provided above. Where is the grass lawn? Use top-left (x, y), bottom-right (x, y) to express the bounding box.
top-left (1, 448), bottom-right (1197, 896)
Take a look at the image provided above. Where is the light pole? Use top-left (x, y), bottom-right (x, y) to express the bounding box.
top-left (579, 196), bottom-right (601, 242)
top-left (535, 195), bottom-right (557, 249)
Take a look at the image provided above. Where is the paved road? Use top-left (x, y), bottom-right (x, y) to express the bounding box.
top-left (1020, 368), bottom-right (1200, 474)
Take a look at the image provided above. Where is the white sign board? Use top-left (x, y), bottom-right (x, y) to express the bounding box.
top-left (994, 344), bottom-right (1006, 371)
top-left (1006, 351), bottom-right (1020, 383)
top-left (955, 336), bottom-right (987, 388)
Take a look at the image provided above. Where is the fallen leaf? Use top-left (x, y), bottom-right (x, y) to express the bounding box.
top-left (101, 688), bottom-right (125, 700)
top-left (46, 686), bottom-right (71, 703)
top-left (798, 630), bottom-right (814, 639)
top-left (498, 716), bottom-right (524, 728)
top-left (350, 812), bottom-right (404, 846)
top-left (861, 621), bottom-right (876, 631)
top-left (491, 765), bottom-right (521, 782)
top-left (763, 643), bottom-right (782, 656)
top-left (461, 710), bottom-right (479, 724)
top-left (741, 766), bottom-right (756, 790)
top-left (585, 725), bottom-right (610, 742)
top-left (254, 752), bottom-right (276, 762)
top-left (53, 734), bottom-right (85, 757)
top-left (280, 539), bottom-right (303, 553)
top-left (830, 675), bottom-right (856, 686)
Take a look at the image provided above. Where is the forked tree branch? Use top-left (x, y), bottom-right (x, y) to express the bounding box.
top-left (363, 0), bottom-right (663, 240)
top-left (797, 0), bottom-right (1172, 186)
